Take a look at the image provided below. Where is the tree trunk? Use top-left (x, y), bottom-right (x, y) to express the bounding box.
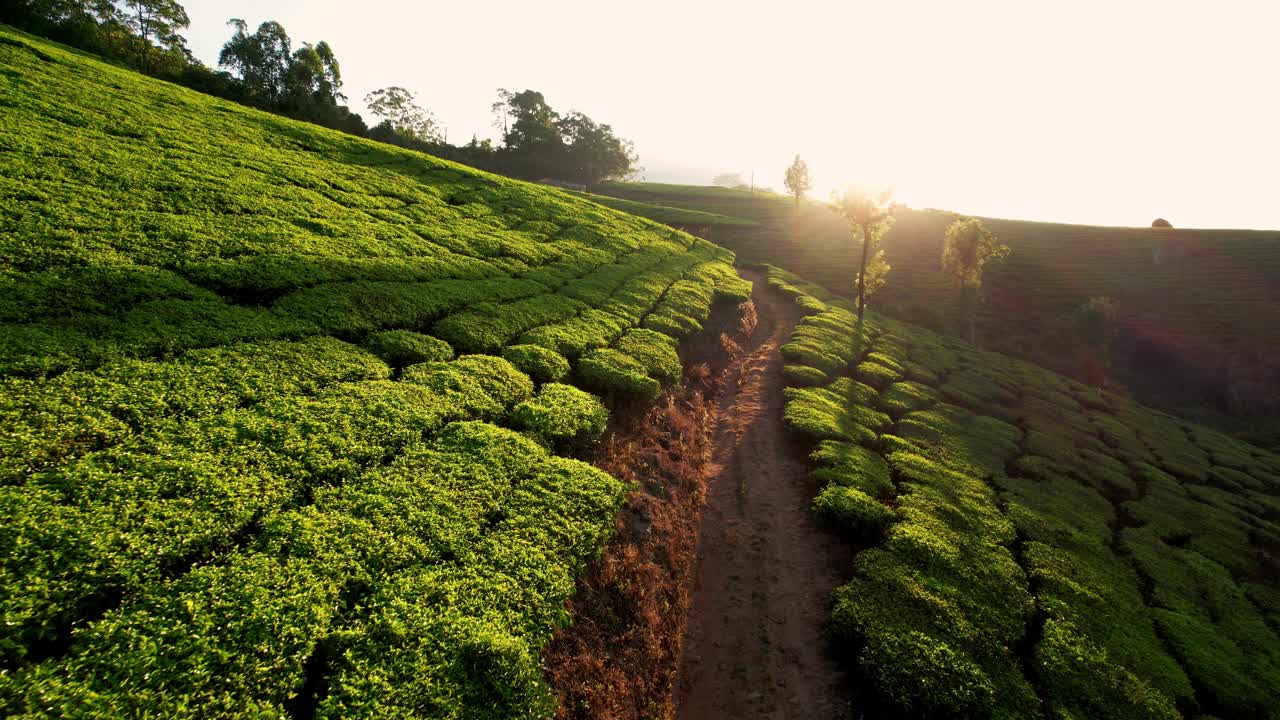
top-left (965, 285), bottom-right (977, 345)
top-left (855, 224), bottom-right (870, 321)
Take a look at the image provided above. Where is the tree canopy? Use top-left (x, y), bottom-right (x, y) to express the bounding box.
top-left (784, 155), bottom-right (811, 210)
top-left (831, 188), bottom-right (895, 321)
top-left (942, 217), bottom-right (1010, 289)
top-left (365, 86), bottom-right (440, 143)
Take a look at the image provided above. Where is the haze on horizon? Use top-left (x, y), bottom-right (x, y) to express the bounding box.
top-left (181, 0), bottom-right (1280, 230)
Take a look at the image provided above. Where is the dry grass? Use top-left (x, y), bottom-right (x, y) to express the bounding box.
top-left (541, 377), bottom-right (717, 720)
top-left (541, 300), bottom-right (758, 720)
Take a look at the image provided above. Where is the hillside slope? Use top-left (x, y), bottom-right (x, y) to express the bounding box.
top-left (0, 29), bottom-right (751, 718)
top-left (595, 182), bottom-right (1280, 446)
top-left (768, 266), bottom-right (1280, 719)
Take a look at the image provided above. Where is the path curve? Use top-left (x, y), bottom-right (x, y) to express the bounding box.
top-left (674, 269), bottom-right (855, 719)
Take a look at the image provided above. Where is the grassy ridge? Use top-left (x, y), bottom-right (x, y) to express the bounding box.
top-left (770, 266), bottom-right (1280, 719)
top-left (567, 190), bottom-right (755, 228)
top-left (0, 28), bottom-right (752, 717)
top-left (595, 182), bottom-right (1280, 444)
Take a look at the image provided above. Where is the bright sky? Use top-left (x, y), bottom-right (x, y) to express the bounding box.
top-left (183, 0), bottom-right (1280, 229)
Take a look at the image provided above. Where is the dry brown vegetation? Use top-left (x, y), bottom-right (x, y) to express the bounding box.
top-left (541, 303), bottom-right (756, 720)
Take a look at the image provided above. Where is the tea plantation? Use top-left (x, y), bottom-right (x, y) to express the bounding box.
top-left (0, 29), bottom-right (751, 718)
top-left (770, 266), bottom-right (1280, 719)
top-left (595, 182), bottom-right (1280, 447)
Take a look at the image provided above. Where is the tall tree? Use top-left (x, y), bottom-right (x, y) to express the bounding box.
top-left (490, 88), bottom-right (514, 137)
top-left (285, 40), bottom-right (344, 118)
top-left (120, 0), bottom-right (189, 73)
top-left (500, 89), bottom-right (560, 152)
top-left (831, 188), bottom-right (895, 322)
top-left (1072, 297), bottom-right (1118, 391)
top-left (941, 217), bottom-right (1010, 343)
top-left (783, 155), bottom-right (811, 211)
top-left (219, 19), bottom-right (292, 105)
top-left (364, 86), bottom-right (440, 142)
top-left (555, 111), bottom-right (637, 186)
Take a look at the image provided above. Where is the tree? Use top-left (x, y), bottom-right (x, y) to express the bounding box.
top-left (1151, 218), bottom-right (1173, 228)
top-left (219, 19), bottom-right (293, 105)
top-left (1072, 297), bottom-right (1118, 390)
top-left (285, 40), bottom-right (344, 119)
top-left (501, 89), bottom-right (560, 151)
top-left (555, 111), bottom-right (637, 186)
top-left (490, 88), bottom-right (514, 136)
top-left (120, 0), bottom-right (189, 73)
top-left (364, 86), bottom-right (440, 142)
top-left (712, 173), bottom-right (745, 188)
top-left (941, 217), bottom-right (1010, 343)
top-left (831, 187), bottom-right (895, 322)
top-left (783, 155), bottom-right (811, 211)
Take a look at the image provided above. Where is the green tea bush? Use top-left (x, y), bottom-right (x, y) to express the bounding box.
top-left (431, 294), bottom-right (585, 355)
top-left (783, 386), bottom-right (878, 444)
top-left (614, 328), bottom-right (682, 385)
top-left (783, 364), bottom-right (828, 387)
top-left (877, 381), bottom-right (938, 417)
top-left (401, 355), bottom-right (535, 414)
top-left (519, 308), bottom-right (630, 358)
top-left (365, 329), bottom-right (454, 366)
top-left (813, 484), bottom-right (893, 534)
top-left (500, 344), bottom-right (570, 383)
top-left (856, 360), bottom-right (900, 390)
top-left (810, 441), bottom-right (894, 498)
top-left (577, 348), bottom-right (661, 401)
top-left (509, 383), bottom-right (609, 451)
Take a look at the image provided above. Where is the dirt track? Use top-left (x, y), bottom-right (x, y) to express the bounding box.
top-left (674, 269), bottom-right (855, 719)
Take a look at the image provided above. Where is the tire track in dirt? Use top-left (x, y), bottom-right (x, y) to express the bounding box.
top-left (675, 269), bottom-right (855, 719)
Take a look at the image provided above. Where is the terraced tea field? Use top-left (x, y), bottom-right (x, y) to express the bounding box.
top-left (595, 182), bottom-right (1280, 444)
top-left (769, 266), bottom-right (1280, 719)
top-left (0, 29), bottom-right (751, 718)
top-left (5, 20), bottom-right (1280, 720)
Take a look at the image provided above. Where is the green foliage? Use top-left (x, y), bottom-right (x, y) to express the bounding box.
top-left (783, 363), bottom-right (828, 387)
top-left (500, 344), bottom-right (570, 384)
top-left (829, 187), bottom-right (895, 320)
top-left (509, 383), bottom-right (608, 452)
top-left (942, 217), bottom-right (1009, 289)
top-left (814, 484), bottom-right (893, 534)
top-left (365, 329), bottom-right (454, 366)
top-left (577, 348), bottom-right (660, 401)
top-left (614, 328), bottom-right (681, 385)
top-left (401, 355), bottom-right (535, 415)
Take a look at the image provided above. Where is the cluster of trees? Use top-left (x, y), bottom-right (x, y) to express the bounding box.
top-left (368, 88), bottom-right (638, 186)
top-left (2, 2), bottom-right (638, 186)
top-left (2, 1), bottom-right (194, 76)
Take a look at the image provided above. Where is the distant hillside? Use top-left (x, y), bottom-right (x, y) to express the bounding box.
top-left (769, 265), bottom-right (1280, 720)
top-left (0, 28), bottom-right (750, 717)
top-left (595, 182), bottom-right (1280, 448)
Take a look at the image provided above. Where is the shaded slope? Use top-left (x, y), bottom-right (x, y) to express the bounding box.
top-left (768, 266), bottom-right (1280, 719)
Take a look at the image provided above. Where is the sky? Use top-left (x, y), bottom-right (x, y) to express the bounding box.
top-left (182, 0), bottom-right (1280, 229)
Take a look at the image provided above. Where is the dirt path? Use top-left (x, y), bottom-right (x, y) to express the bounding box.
top-left (674, 269), bottom-right (855, 719)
